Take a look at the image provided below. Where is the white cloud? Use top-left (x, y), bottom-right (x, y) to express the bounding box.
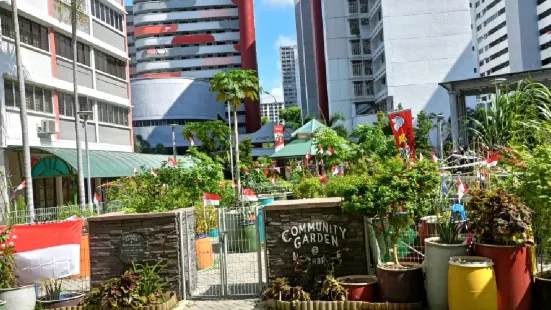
top-left (262, 0), bottom-right (295, 8)
top-left (274, 35), bottom-right (297, 50)
top-left (261, 87), bottom-right (284, 103)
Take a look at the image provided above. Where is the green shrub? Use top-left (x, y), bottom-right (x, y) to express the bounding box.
top-left (325, 175), bottom-right (366, 198)
top-left (293, 177), bottom-right (324, 199)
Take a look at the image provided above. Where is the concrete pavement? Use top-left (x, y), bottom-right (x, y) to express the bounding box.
top-left (185, 299), bottom-right (264, 310)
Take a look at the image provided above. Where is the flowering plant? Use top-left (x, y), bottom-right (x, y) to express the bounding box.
top-left (0, 226), bottom-right (17, 288)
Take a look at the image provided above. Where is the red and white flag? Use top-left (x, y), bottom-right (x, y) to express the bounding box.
top-left (189, 137), bottom-right (195, 146)
top-left (273, 167), bottom-right (281, 174)
top-left (318, 145), bottom-right (324, 155)
top-left (93, 193), bottom-right (101, 204)
top-left (457, 177), bottom-right (469, 200)
top-left (133, 165), bottom-right (138, 175)
top-left (168, 157), bottom-right (178, 167)
top-left (332, 165), bottom-right (340, 176)
top-left (203, 193), bottom-right (220, 206)
top-left (305, 153), bottom-right (311, 160)
top-left (431, 151), bottom-right (439, 163)
top-left (244, 168), bottom-right (249, 175)
top-left (151, 168), bottom-right (158, 177)
top-left (15, 180), bottom-right (26, 191)
top-left (476, 168), bottom-right (486, 182)
top-left (486, 155), bottom-right (499, 167)
top-left (327, 148), bottom-right (334, 156)
top-left (419, 153), bottom-right (424, 161)
top-left (231, 181), bottom-right (237, 188)
top-left (319, 175), bottom-right (328, 184)
top-left (1, 220), bottom-right (85, 284)
top-left (271, 176), bottom-right (277, 184)
top-left (242, 189), bottom-right (258, 202)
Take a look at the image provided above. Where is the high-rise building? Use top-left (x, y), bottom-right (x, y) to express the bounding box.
top-left (279, 45), bottom-right (299, 108)
top-left (295, 0), bottom-right (320, 118)
top-left (260, 101), bottom-right (285, 124)
top-left (126, 6), bottom-right (137, 77)
top-left (314, 0), bottom-right (475, 130)
top-left (0, 0), bottom-right (134, 206)
top-left (126, 0), bottom-right (260, 150)
top-left (472, 0), bottom-right (543, 78)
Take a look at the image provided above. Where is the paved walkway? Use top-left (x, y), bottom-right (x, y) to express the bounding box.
top-left (186, 299), bottom-right (263, 310)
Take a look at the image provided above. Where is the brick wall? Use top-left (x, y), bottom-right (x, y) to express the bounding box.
top-left (264, 198), bottom-right (368, 281)
top-left (88, 209), bottom-right (197, 298)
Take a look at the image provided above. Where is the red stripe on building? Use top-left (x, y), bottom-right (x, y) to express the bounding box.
top-left (311, 0), bottom-right (329, 123)
top-left (171, 34), bottom-right (215, 45)
top-left (137, 72), bottom-right (181, 79)
top-left (123, 11), bottom-right (134, 152)
top-left (134, 25), bottom-right (178, 37)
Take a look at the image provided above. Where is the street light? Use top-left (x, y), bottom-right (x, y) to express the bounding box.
top-left (490, 78), bottom-right (507, 107)
top-left (436, 114), bottom-right (445, 159)
top-left (77, 110), bottom-right (93, 211)
top-left (168, 124), bottom-right (178, 160)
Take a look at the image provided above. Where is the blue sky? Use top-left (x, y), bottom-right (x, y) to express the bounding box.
top-left (125, 0), bottom-right (297, 103)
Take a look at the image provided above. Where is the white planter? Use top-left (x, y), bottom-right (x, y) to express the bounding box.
top-left (425, 237), bottom-right (470, 310)
top-left (0, 285), bottom-right (36, 310)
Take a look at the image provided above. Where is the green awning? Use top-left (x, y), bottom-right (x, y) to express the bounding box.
top-left (26, 147), bottom-right (192, 178)
top-left (270, 139), bottom-right (316, 158)
top-left (291, 119), bottom-right (327, 137)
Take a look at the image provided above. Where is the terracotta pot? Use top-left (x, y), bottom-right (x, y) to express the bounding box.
top-left (376, 262), bottom-right (424, 303)
top-left (533, 273), bottom-right (551, 309)
top-left (37, 292), bottom-right (85, 309)
top-left (474, 243), bottom-right (532, 310)
top-left (196, 236), bottom-right (215, 270)
top-left (337, 275), bottom-right (377, 302)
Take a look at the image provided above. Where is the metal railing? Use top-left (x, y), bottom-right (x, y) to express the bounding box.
top-left (351, 40), bottom-right (361, 55)
top-left (354, 82), bottom-right (365, 97)
top-left (365, 82), bottom-right (374, 96)
top-left (352, 61), bottom-right (363, 76)
top-left (349, 1), bottom-right (359, 14)
top-left (362, 40), bottom-right (371, 55)
top-left (364, 61), bottom-right (373, 75)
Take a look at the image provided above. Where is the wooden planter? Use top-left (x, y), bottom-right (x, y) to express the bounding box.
top-left (44, 292), bottom-right (178, 310)
top-left (263, 299), bottom-right (422, 310)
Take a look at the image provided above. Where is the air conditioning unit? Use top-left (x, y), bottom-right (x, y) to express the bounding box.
top-left (37, 119), bottom-right (57, 137)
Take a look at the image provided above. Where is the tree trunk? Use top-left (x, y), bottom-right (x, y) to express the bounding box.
top-left (392, 229), bottom-right (400, 266)
top-left (12, 0), bottom-right (35, 220)
top-left (233, 109), bottom-right (241, 200)
top-left (71, 1), bottom-right (85, 207)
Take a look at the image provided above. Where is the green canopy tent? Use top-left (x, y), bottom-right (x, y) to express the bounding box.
top-left (270, 120), bottom-right (328, 159)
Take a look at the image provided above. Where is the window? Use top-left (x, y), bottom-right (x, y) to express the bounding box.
top-left (349, 19), bottom-right (360, 36)
top-left (91, 0), bottom-right (123, 32)
top-left (58, 92), bottom-right (74, 117)
top-left (97, 101), bottom-right (129, 126)
top-left (94, 50), bottom-right (127, 79)
top-left (355, 101), bottom-right (378, 115)
top-left (78, 97), bottom-right (94, 120)
top-left (4, 80), bottom-right (53, 113)
top-left (0, 8), bottom-right (49, 51)
top-left (55, 32), bottom-right (91, 66)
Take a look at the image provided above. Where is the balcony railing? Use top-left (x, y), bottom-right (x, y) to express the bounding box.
top-left (354, 82), bottom-right (364, 97)
top-left (352, 62), bottom-right (363, 76)
top-left (365, 83), bottom-right (374, 96)
top-left (349, 2), bottom-right (359, 14)
top-left (351, 41), bottom-right (361, 55)
top-left (360, 0), bottom-right (369, 13)
top-left (364, 62), bottom-right (373, 75)
top-left (363, 40), bottom-right (371, 54)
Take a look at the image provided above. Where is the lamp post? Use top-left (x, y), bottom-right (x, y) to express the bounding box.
top-left (169, 124), bottom-right (178, 160)
top-left (490, 78), bottom-right (507, 108)
top-left (77, 111), bottom-right (93, 211)
top-left (436, 114), bottom-right (445, 159)
top-left (227, 103), bottom-right (234, 183)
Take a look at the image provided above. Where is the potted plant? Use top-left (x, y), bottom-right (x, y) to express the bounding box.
top-left (424, 198), bottom-right (470, 310)
top-left (36, 279), bottom-right (84, 308)
top-left (0, 226), bottom-right (36, 310)
top-left (511, 145), bottom-right (551, 309)
top-left (466, 189), bottom-right (533, 310)
top-left (342, 157), bottom-right (440, 303)
top-left (194, 204), bottom-right (215, 270)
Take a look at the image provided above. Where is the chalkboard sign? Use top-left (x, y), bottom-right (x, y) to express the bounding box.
top-left (119, 233), bottom-right (145, 263)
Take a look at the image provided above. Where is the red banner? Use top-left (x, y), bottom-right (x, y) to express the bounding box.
top-left (274, 125), bottom-right (285, 152)
top-left (388, 109), bottom-right (415, 158)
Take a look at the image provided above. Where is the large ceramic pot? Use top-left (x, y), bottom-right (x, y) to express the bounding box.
top-left (336, 275), bottom-right (377, 302)
top-left (36, 292), bottom-right (85, 309)
top-left (474, 243), bottom-right (532, 310)
top-left (448, 256), bottom-right (497, 310)
top-left (424, 237), bottom-right (470, 310)
top-left (376, 262), bottom-right (424, 303)
top-left (533, 272), bottom-right (551, 309)
top-left (0, 285), bottom-right (36, 310)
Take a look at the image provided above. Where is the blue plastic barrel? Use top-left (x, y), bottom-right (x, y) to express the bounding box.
top-left (257, 197), bottom-right (274, 243)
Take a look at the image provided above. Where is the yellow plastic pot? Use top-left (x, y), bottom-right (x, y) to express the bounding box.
top-left (448, 256), bottom-right (497, 310)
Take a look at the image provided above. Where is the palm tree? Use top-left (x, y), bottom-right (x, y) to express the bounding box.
top-left (209, 69), bottom-right (261, 199)
top-left (55, 0), bottom-right (86, 207)
top-left (11, 0), bottom-right (35, 219)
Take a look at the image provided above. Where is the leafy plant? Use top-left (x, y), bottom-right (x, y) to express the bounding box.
top-left (262, 278), bottom-right (310, 302)
top-left (293, 177), bottom-right (324, 199)
top-left (325, 175), bottom-right (365, 198)
top-left (194, 205), bottom-right (218, 235)
top-left (313, 127), bottom-right (351, 166)
top-left (279, 106), bottom-right (303, 130)
top-left (466, 189), bottom-right (533, 246)
top-left (320, 275), bottom-right (347, 301)
top-left (131, 261), bottom-right (168, 301)
top-left (0, 226), bottom-right (16, 289)
top-left (42, 279), bottom-right (63, 300)
top-left (182, 120), bottom-right (230, 158)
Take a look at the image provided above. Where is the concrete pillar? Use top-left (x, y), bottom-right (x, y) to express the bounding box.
top-left (0, 148), bottom-right (10, 218)
top-left (55, 177), bottom-right (63, 206)
top-left (448, 90), bottom-right (459, 150)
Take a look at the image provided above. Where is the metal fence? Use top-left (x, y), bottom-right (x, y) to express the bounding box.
top-left (0, 201), bottom-right (124, 294)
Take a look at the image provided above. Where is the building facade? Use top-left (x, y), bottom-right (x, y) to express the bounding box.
top-left (260, 101), bottom-right (285, 124)
top-left (128, 0), bottom-right (260, 134)
top-left (295, 0), bottom-right (320, 118)
top-left (0, 0), bottom-right (134, 207)
top-left (279, 45), bottom-right (299, 108)
top-left (318, 0), bottom-right (475, 130)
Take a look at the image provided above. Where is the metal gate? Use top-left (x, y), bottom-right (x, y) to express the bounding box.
top-left (187, 206), bottom-right (264, 298)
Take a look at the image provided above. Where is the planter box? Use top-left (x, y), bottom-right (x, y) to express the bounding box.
top-left (263, 299), bottom-right (422, 310)
top-left (45, 292), bottom-right (178, 310)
